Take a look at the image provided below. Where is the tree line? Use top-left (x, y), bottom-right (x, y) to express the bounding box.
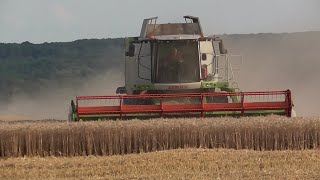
top-left (0, 38), bottom-right (125, 102)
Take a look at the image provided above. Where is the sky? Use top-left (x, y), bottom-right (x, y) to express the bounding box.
top-left (1, 0), bottom-right (320, 43)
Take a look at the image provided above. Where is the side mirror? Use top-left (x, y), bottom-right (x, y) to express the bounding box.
top-left (219, 41), bottom-right (228, 54)
top-left (201, 53), bottom-right (207, 61)
top-left (116, 87), bottom-right (126, 94)
top-left (126, 44), bottom-right (135, 57)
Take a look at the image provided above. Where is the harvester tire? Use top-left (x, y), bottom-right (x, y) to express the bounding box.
top-left (68, 100), bottom-right (77, 122)
top-left (205, 90), bottom-right (229, 103)
top-left (291, 109), bottom-right (297, 117)
top-left (206, 96), bottom-right (229, 103)
top-left (68, 106), bottom-right (73, 122)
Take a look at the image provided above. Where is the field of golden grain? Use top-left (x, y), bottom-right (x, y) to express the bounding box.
top-left (0, 116), bottom-right (319, 157)
top-left (0, 148), bottom-right (319, 179)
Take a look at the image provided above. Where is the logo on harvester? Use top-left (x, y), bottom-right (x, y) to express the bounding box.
top-left (168, 85), bottom-right (188, 90)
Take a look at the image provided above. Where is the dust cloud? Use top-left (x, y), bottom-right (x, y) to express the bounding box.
top-left (223, 32), bottom-right (320, 117)
top-left (0, 69), bottom-right (123, 120)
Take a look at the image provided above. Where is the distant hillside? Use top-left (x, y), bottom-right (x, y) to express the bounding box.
top-left (0, 38), bottom-right (124, 102)
top-left (0, 31), bottom-right (319, 118)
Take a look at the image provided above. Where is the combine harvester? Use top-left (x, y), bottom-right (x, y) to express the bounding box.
top-left (69, 16), bottom-right (294, 121)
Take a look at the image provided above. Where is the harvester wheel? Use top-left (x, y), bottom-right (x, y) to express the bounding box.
top-left (123, 91), bottom-right (154, 105)
top-left (124, 98), bottom-right (153, 105)
top-left (291, 109), bottom-right (297, 117)
top-left (206, 96), bottom-right (228, 103)
top-left (68, 106), bottom-right (73, 122)
top-left (205, 89), bottom-right (229, 103)
top-left (68, 100), bottom-right (77, 122)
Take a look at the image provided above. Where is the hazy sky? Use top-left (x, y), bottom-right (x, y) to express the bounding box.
top-left (1, 0), bottom-right (320, 43)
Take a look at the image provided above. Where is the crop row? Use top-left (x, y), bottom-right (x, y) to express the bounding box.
top-left (0, 116), bottom-right (319, 157)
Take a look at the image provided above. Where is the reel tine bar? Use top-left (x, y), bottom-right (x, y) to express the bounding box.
top-left (76, 90), bottom-right (293, 120)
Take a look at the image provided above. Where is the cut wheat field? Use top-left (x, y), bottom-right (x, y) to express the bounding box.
top-left (0, 148), bottom-right (319, 179)
top-left (0, 116), bottom-right (319, 157)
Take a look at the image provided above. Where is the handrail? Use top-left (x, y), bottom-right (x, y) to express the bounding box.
top-left (77, 91), bottom-right (289, 100)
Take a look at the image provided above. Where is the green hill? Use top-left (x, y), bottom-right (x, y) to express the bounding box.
top-left (0, 38), bottom-right (124, 101)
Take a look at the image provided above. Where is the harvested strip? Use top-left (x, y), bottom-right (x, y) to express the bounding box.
top-left (0, 149), bottom-right (320, 179)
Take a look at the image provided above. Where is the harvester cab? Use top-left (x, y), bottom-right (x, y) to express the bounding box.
top-left (69, 16), bottom-right (294, 121)
top-left (121, 16), bottom-right (235, 96)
